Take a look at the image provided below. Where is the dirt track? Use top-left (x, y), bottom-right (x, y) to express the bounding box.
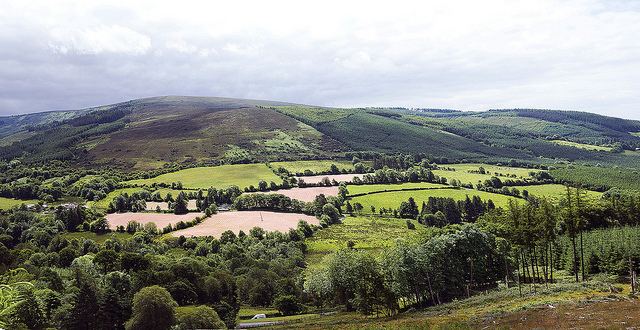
top-left (170, 211), bottom-right (319, 237)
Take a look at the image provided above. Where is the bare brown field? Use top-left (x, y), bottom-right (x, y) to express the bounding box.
top-left (106, 212), bottom-right (204, 229)
top-left (296, 174), bottom-right (364, 184)
top-left (170, 211), bottom-right (319, 237)
top-left (145, 200), bottom-right (198, 211)
top-left (253, 186), bottom-right (339, 202)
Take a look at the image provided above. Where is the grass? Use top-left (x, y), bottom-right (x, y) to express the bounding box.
top-left (270, 160), bottom-right (356, 174)
top-left (551, 140), bottom-right (613, 152)
top-left (349, 188), bottom-right (517, 212)
top-left (61, 231), bottom-right (132, 244)
top-left (88, 187), bottom-right (150, 209)
top-left (238, 313), bottom-right (319, 324)
top-left (346, 182), bottom-right (448, 196)
top-left (0, 197), bottom-right (39, 210)
top-left (432, 170), bottom-right (499, 187)
top-left (239, 306), bottom-right (280, 319)
top-left (270, 280), bottom-right (620, 329)
top-left (306, 216), bottom-right (429, 266)
top-left (515, 184), bottom-right (602, 201)
top-left (124, 163), bottom-right (282, 189)
top-left (442, 163), bottom-right (541, 178)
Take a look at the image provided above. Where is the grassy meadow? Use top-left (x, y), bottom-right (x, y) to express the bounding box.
top-left (516, 184), bottom-right (602, 200)
top-left (443, 163), bottom-right (541, 177)
top-left (124, 163), bottom-right (281, 189)
top-left (305, 216), bottom-right (428, 266)
top-left (270, 160), bottom-right (356, 174)
top-left (551, 140), bottom-right (613, 151)
top-left (346, 182), bottom-right (448, 195)
top-left (0, 197), bottom-right (39, 210)
top-left (61, 231), bottom-right (133, 244)
top-left (349, 187), bottom-right (517, 212)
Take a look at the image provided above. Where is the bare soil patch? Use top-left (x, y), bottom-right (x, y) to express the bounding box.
top-left (254, 186), bottom-right (339, 202)
top-left (171, 211), bottom-right (319, 238)
top-left (296, 174), bottom-right (364, 184)
top-left (106, 212), bottom-right (204, 229)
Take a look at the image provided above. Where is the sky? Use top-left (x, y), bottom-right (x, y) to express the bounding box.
top-left (1, 0), bottom-right (640, 119)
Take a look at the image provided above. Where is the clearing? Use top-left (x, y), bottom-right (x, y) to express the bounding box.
top-left (145, 200), bottom-right (198, 211)
top-left (442, 163), bottom-right (541, 177)
top-left (106, 212), bottom-right (204, 230)
top-left (0, 197), bottom-right (39, 210)
top-left (253, 186), bottom-right (339, 202)
top-left (270, 160), bottom-right (356, 174)
top-left (514, 184), bottom-right (602, 200)
top-left (171, 211), bottom-right (319, 237)
top-left (305, 216), bottom-right (428, 266)
top-left (124, 163), bottom-right (282, 189)
top-left (349, 187), bottom-right (517, 212)
top-left (346, 182), bottom-right (448, 196)
top-left (551, 140), bottom-right (613, 152)
top-left (297, 173), bottom-right (364, 184)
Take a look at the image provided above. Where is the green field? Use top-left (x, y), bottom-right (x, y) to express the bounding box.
top-left (551, 140), bottom-right (613, 152)
top-left (124, 164), bottom-right (282, 189)
top-left (306, 216), bottom-right (428, 266)
top-left (516, 184), bottom-right (602, 201)
top-left (61, 231), bottom-right (132, 244)
top-left (346, 182), bottom-right (447, 196)
top-left (443, 163), bottom-right (541, 177)
top-left (349, 187), bottom-right (517, 212)
top-left (270, 160), bottom-right (356, 174)
top-left (0, 197), bottom-right (39, 210)
top-left (88, 187), bottom-right (150, 209)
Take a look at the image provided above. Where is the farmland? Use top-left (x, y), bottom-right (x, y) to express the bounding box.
top-left (252, 186), bottom-right (339, 202)
top-left (106, 212), bottom-right (204, 230)
top-left (305, 216), bottom-right (428, 266)
top-left (88, 187), bottom-right (149, 209)
top-left (441, 163), bottom-right (541, 177)
top-left (296, 173), bottom-right (364, 184)
top-left (270, 160), bottom-right (356, 174)
top-left (170, 211), bottom-right (318, 237)
top-left (516, 184), bottom-right (602, 200)
top-left (125, 163), bottom-right (282, 189)
top-left (346, 182), bottom-right (448, 196)
top-left (0, 197), bottom-right (38, 210)
top-left (349, 187), bottom-right (517, 211)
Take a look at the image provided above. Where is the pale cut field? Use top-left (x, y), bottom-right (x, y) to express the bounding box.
top-left (297, 173), bottom-right (364, 184)
top-left (171, 211), bottom-right (319, 237)
top-left (252, 186), bottom-right (339, 202)
top-left (106, 212), bottom-right (204, 229)
top-left (145, 200), bottom-right (198, 211)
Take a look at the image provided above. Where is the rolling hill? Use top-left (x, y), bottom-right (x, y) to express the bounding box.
top-left (1, 96), bottom-right (640, 169)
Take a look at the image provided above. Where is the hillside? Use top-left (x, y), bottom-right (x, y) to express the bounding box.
top-left (1, 96), bottom-right (640, 169)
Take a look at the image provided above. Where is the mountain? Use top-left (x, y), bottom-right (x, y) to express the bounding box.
top-left (1, 96), bottom-right (640, 169)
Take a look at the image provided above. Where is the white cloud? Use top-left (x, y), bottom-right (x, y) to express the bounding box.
top-left (49, 25), bottom-right (151, 55)
top-left (0, 0), bottom-right (639, 118)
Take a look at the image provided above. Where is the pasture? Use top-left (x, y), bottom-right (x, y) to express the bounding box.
top-left (89, 187), bottom-right (149, 209)
top-left (297, 173), bottom-right (364, 184)
top-left (442, 163), bottom-right (541, 177)
top-left (62, 231), bottom-right (132, 244)
top-left (551, 140), bottom-right (613, 152)
top-left (0, 197), bottom-right (38, 210)
top-left (253, 186), bottom-right (339, 202)
top-left (516, 184), bottom-right (602, 200)
top-left (270, 160), bottom-right (355, 174)
top-left (124, 163), bottom-right (282, 189)
top-left (349, 187), bottom-right (517, 212)
top-left (106, 212), bottom-right (204, 230)
top-left (170, 211), bottom-right (319, 238)
top-left (346, 182), bottom-right (448, 196)
top-left (305, 216), bottom-right (428, 266)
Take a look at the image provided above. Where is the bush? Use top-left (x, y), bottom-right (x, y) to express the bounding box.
top-left (174, 305), bottom-right (226, 330)
top-left (273, 294), bottom-right (301, 316)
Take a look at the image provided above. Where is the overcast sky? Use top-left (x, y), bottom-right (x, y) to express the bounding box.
top-left (1, 0), bottom-right (639, 119)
